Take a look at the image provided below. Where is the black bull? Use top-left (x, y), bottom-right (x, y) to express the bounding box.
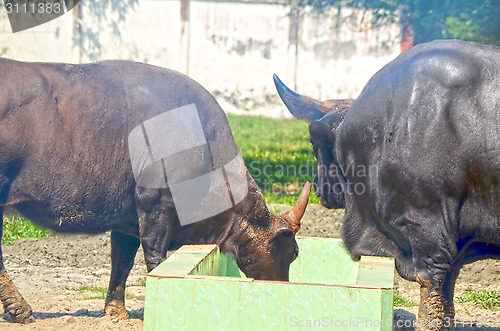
top-left (275, 40), bottom-right (500, 330)
top-left (0, 58), bottom-right (311, 323)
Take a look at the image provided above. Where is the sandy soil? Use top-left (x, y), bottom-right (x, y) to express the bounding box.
top-left (0, 204), bottom-right (499, 330)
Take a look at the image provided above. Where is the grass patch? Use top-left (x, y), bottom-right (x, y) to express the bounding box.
top-left (227, 114), bottom-right (318, 205)
top-left (66, 285), bottom-right (108, 300)
top-left (393, 291), bottom-right (418, 307)
top-left (127, 278), bottom-right (147, 287)
top-left (2, 215), bottom-right (51, 243)
top-left (456, 287), bottom-right (500, 310)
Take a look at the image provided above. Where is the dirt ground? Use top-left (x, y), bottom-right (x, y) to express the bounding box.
top-left (0, 204), bottom-right (499, 330)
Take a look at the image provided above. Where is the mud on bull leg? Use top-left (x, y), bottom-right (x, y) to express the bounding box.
top-left (0, 269), bottom-right (33, 323)
top-left (104, 230), bottom-right (140, 320)
top-left (416, 274), bottom-right (455, 331)
top-left (0, 208), bottom-right (33, 323)
top-left (442, 268), bottom-right (460, 323)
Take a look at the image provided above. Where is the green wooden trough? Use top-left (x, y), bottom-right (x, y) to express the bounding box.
top-left (144, 237), bottom-right (395, 330)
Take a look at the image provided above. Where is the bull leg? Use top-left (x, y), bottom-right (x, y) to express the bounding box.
top-left (416, 273), bottom-right (447, 331)
top-left (0, 269), bottom-right (33, 323)
top-left (442, 268), bottom-right (460, 323)
top-left (404, 201), bottom-right (461, 331)
top-left (416, 266), bottom-right (459, 331)
top-left (104, 230), bottom-right (140, 320)
top-left (0, 211), bottom-right (33, 323)
top-left (138, 199), bottom-right (175, 272)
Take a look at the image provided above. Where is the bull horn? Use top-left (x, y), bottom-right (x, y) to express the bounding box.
top-left (281, 181), bottom-right (311, 233)
top-left (274, 74), bottom-right (353, 124)
top-left (273, 74), bottom-right (327, 123)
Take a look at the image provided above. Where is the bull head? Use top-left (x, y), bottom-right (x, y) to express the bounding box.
top-left (231, 180), bottom-right (311, 281)
top-left (273, 74), bottom-right (352, 209)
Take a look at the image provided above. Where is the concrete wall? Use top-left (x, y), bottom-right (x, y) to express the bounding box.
top-left (0, 0), bottom-right (401, 117)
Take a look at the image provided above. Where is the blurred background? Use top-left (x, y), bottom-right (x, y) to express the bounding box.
top-left (2, 0), bottom-right (497, 118)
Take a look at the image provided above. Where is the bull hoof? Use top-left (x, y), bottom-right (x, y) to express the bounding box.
top-left (6, 301), bottom-right (34, 324)
top-left (104, 300), bottom-right (129, 320)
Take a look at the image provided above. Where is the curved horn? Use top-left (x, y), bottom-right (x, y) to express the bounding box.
top-left (274, 74), bottom-right (354, 124)
top-left (281, 181), bottom-right (311, 233)
top-left (273, 74), bottom-right (327, 123)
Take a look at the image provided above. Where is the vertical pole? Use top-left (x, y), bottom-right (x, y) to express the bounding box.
top-left (72, 2), bottom-right (82, 63)
top-left (293, 7), bottom-right (300, 91)
top-left (186, 8), bottom-right (191, 76)
top-left (288, 5), bottom-right (301, 91)
top-left (181, 0), bottom-right (191, 75)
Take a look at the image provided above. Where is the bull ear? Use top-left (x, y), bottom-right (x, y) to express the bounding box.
top-left (309, 119), bottom-right (335, 145)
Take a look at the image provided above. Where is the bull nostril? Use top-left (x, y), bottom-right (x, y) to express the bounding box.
top-left (349, 250), bottom-right (362, 261)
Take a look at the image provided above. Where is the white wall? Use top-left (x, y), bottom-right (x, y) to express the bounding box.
top-left (0, 0), bottom-right (401, 117)
top-left (0, 5), bottom-right (78, 62)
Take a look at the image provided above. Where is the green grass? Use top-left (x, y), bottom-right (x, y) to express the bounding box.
top-left (65, 285), bottom-right (108, 300)
top-left (128, 278), bottom-right (147, 287)
top-left (393, 291), bottom-right (418, 307)
top-left (2, 215), bottom-right (51, 243)
top-left (66, 285), bottom-right (118, 301)
top-left (227, 114), bottom-right (319, 204)
top-left (456, 287), bottom-right (500, 310)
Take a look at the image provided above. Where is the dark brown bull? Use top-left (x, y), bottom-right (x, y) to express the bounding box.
top-left (0, 58), bottom-right (310, 323)
top-left (275, 40), bottom-right (500, 330)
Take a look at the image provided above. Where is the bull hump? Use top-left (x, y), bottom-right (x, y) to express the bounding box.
top-left (416, 50), bottom-right (481, 88)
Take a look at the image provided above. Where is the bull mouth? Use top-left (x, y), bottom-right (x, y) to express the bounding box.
top-left (320, 196), bottom-right (331, 208)
top-left (318, 191), bottom-right (345, 209)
